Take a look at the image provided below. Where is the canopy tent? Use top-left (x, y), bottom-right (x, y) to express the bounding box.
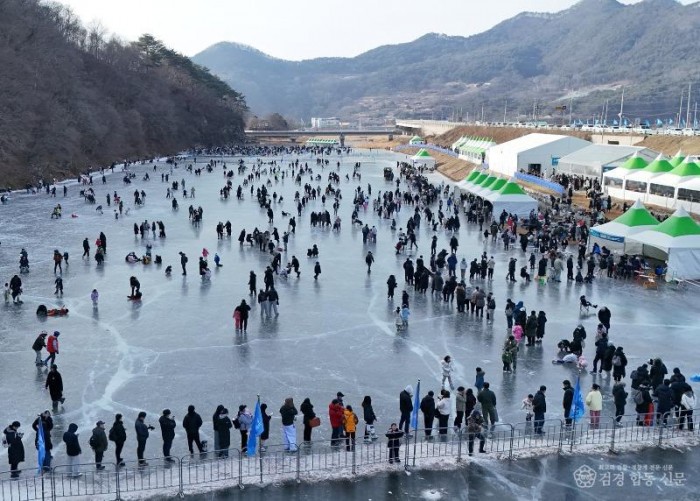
top-left (471, 175), bottom-right (499, 197)
top-left (669, 151), bottom-right (685, 167)
top-left (451, 136), bottom-right (496, 163)
top-left (465, 170), bottom-right (482, 183)
top-left (603, 152), bottom-right (650, 199)
top-left (621, 154), bottom-right (674, 200)
top-left (487, 179), bottom-right (539, 218)
top-left (625, 207), bottom-right (700, 280)
top-left (411, 148), bottom-right (436, 169)
top-left (646, 158), bottom-right (700, 209)
top-left (589, 200), bottom-right (659, 252)
top-left (483, 178), bottom-right (507, 199)
top-left (306, 138), bottom-right (339, 146)
top-left (464, 172), bottom-right (489, 192)
top-left (409, 136), bottom-right (424, 145)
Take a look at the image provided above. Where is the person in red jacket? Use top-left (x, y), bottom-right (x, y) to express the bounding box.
top-left (44, 332), bottom-right (60, 366)
top-left (328, 399), bottom-right (345, 447)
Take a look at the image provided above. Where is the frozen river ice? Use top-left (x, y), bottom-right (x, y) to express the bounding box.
top-left (1, 148), bottom-right (699, 474)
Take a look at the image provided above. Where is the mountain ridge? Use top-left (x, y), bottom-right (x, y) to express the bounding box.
top-left (193, 0), bottom-right (700, 122)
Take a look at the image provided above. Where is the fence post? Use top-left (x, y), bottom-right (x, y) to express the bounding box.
top-left (609, 417), bottom-right (616, 454)
top-left (51, 466), bottom-right (57, 501)
top-left (178, 458), bottom-right (184, 498)
top-left (238, 450), bottom-right (244, 490)
top-left (508, 425), bottom-right (514, 461)
top-left (557, 420), bottom-right (564, 454)
top-left (569, 422), bottom-right (576, 453)
top-left (456, 429), bottom-right (462, 462)
top-left (658, 414), bottom-right (665, 447)
top-left (352, 442), bottom-right (357, 475)
top-left (296, 447), bottom-right (301, 483)
top-left (115, 463), bottom-right (121, 501)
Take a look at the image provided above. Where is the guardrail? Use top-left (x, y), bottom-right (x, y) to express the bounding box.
top-left (1, 410), bottom-right (697, 499)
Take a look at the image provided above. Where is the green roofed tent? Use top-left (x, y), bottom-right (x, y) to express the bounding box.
top-left (669, 151), bottom-right (685, 167)
top-left (409, 136), bottom-right (424, 145)
top-left (589, 200), bottom-right (659, 252)
top-left (411, 148), bottom-right (436, 169)
top-left (643, 155), bottom-right (674, 174)
top-left (488, 178), bottom-right (507, 192)
top-left (471, 176), bottom-right (498, 196)
top-left (626, 207), bottom-right (700, 279)
top-left (668, 158), bottom-right (700, 177)
top-left (484, 178), bottom-right (538, 218)
top-left (619, 152), bottom-right (649, 170)
top-left (466, 170), bottom-right (481, 182)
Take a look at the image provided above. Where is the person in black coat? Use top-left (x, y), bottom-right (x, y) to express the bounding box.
top-left (217, 409), bottom-right (233, 458)
top-left (419, 391), bottom-right (436, 439)
top-left (135, 412), bottom-right (154, 466)
top-left (612, 382), bottom-right (628, 425)
top-left (385, 423), bottom-right (404, 464)
top-left (182, 405), bottom-right (204, 455)
top-left (32, 411), bottom-right (53, 471)
top-left (532, 386), bottom-right (547, 434)
top-left (62, 423), bottom-right (81, 477)
top-left (108, 414), bottom-right (127, 466)
top-left (260, 404), bottom-right (271, 450)
top-left (387, 275), bottom-right (397, 299)
top-left (4, 421), bottom-right (25, 477)
top-left (562, 380), bottom-right (574, 426)
top-left (159, 409), bottom-right (176, 461)
top-left (654, 380), bottom-right (674, 426)
top-left (300, 398), bottom-right (315, 444)
top-left (45, 364), bottom-right (65, 410)
top-left (399, 385), bottom-right (414, 436)
top-left (598, 306), bottom-right (611, 331)
top-left (635, 384), bottom-right (654, 426)
top-left (361, 396), bottom-right (378, 442)
top-left (612, 347), bottom-right (628, 382)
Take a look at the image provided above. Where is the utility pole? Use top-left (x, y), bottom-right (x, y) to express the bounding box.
top-left (686, 83), bottom-right (692, 128)
top-left (618, 88), bottom-right (624, 127)
top-left (569, 98), bottom-right (573, 125)
top-left (678, 89), bottom-right (684, 127)
top-left (481, 104), bottom-right (484, 123)
top-left (503, 100), bottom-right (508, 124)
top-left (694, 101), bottom-right (698, 129)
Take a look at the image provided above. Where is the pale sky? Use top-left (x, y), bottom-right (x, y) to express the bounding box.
top-left (55, 0), bottom-right (694, 60)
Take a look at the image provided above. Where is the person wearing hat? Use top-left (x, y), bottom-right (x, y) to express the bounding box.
top-left (44, 331), bottom-right (60, 367)
top-left (585, 384), bottom-right (603, 429)
top-left (135, 411), bottom-right (155, 466)
top-left (562, 380), bottom-right (573, 427)
top-left (159, 409), bottom-right (177, 461)
top-left (45, 364), bottom-right (65, 410)
top-left (90, 421), bottom-right (108, 470)
top-left (336, 392), bottom-right (345, 407)
top-left (3, 421), bottom-right (25, 478)
top-left (62, 423), bottom-right (81, 477)
top-left (32, 331), bottom-right (48, 366)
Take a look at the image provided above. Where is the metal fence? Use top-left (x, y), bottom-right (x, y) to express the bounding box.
top-left (1, 409), bottom-right (697, 500)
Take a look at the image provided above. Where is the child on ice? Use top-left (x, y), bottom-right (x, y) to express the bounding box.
top-left (522, 394), bottom-right (534, 422)
top-left (394, 307), bottom-right (403, 331)
top-left (400, 305), bottom-right (410, 327)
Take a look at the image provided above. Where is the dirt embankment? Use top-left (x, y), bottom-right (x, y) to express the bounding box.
top-left (432, 126), bottom-right (592, 148)
top-left (636, 136), bottom-right (700, 156)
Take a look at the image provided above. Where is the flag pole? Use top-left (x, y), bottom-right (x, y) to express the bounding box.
top-left (257, 394), bottom-right (263, 484)
top-left (412, 379), bottom-right (420, 468)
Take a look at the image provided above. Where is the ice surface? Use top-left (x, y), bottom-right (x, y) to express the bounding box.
top-left (0, 148), bottom-right (699, 472)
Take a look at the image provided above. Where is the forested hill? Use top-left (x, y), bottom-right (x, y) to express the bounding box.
top-left (0, 0), bottom-right (247, 187)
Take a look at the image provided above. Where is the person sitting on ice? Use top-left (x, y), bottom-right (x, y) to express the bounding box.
top-left (552, 352), bottom-right (580, 365)
top-left (125, 252), bottom-right (140, 264)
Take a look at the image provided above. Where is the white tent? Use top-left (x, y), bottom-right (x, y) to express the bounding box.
top-left (411, 149), bottom-right (436, 169)
top-left (602, 152), bottom-right (649, 200)
top-left (470, 175), bottom-right (500, 197)
top-left (620, 154), bottom-right (673, 201)
top-left (488, 179), bottom-right (539, 218)
top-left (588, 200), bottom-right (659, 253)
top-left (646, 158), bottom-right (700, 210)
top-left (625, 207), bottom-right (700, 280)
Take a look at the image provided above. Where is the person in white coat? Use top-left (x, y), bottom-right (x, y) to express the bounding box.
top-left (441, 356), bottom-right (455, 390)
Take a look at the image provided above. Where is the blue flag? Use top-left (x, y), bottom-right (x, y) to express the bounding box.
top-left (572, 377), bottom-right (585, 422)
top-left (657, 119), bottom-right (663, 126)
top-left (246, 399), bottom-right (263, 456)
top-left (410, 380), bottom-right (420, 430)
top-left (37, 418), bottom-right (45, 474)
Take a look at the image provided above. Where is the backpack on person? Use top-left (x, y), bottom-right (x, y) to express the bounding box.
top-left (612, 355), bottom-right (622, 367)
top-left (232, 417), bottom-right (241, 429)
top-left (89, 435), bottom-right (96, 449)
top-left (633, 390), bottom-right (645, 406)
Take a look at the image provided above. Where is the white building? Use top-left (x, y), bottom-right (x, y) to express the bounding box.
top-left (557, 144), bottom-right (658, 179)
top-left (311, 117), bottom-right (341, 129)
top-left (486, 133), bottom-right (590, 178)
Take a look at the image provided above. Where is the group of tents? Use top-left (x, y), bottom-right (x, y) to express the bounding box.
top-left (456, 169), bottom-right (539, 219)
top-left (590, 200), bottom-right (700, 280)
top-left (603, 152), bottom-right (700, 213)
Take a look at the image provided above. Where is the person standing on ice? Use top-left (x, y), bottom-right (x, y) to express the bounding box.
top-left (398, 385), bottom-right (413, 437)
top-left (441, 356), bottom-right (455, 390)
top-left (32, 331), bottom-right (47, 366)
top-left (179, 252), bottom-right (188, 275)
top-left (135, 412), bottom-right (155, 466)
top-left (44, 331), bottom-right (60, 367)
top-left (45, 364), bottom-right (66, 410)
top-left (182, 405), bottom-right (205, 455)
top-left (365, 251), bottom-right (374, 273)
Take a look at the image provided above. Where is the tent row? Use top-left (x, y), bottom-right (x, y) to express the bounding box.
top-left (456, 170), bottom-right (538, 218)
top-left (306, 138), bottom-right (339, 146)
top-left (603, 152), bottom-right (700, 214)
top-left (451, 136), bottom-right (495, 164)
top-left (590, 201), bottom-right (700, 279)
